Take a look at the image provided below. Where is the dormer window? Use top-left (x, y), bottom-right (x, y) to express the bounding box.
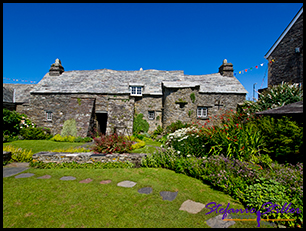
top-left (130, 86), bottom-right (143, 96)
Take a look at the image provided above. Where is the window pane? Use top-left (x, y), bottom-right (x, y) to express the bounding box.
top-left (131, 87), bottom-right (136, 94)
top-left (137, 87), bottom-right (141, 95)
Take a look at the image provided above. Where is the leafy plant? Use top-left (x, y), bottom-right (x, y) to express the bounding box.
top-left (91, 133), bottom-right (133, 154)
top-left (19, 127), bottom-right (52, 140)
top-left (50, 134), bottom-right (76, 142)
top-left (165, 120), bottom-right (191, 134)
top-left (190, 93), bottom-right (196, 103)
top-left (133, 113), bottom-right (149, 135)
top-left (3, 108), bottom-right (33, 137)
top-left (61, 119), bottom-right (78, 137)
top-left (3, 145), bottom-right (33, 162)
top-left (240, 82), bottom-right (303, 114)
top-left (49, 147), bottom-right (91, 153)
top-left (244, 177), bottom-right (302, 228)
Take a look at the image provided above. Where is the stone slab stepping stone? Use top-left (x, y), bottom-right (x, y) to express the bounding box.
top-left (3, 167), bottom-right (29, 178)
top-left (37, 175), bottom-right (51, 179)
top-left (79, 178), bottom-right (93, 183)
top-left (117, 180), bottom-right (137, 188)
top-left (14, 173), bottom-right (35, 178)
top-left (159, 191), bottom-right (178, 201)
top-left (138, 187), bottom-right (153, 194)
top-left (100, 180), bottom-right (112, 184)
top-left (206, 214), bottom-right (235, 228)
top-left (60, 176), bottom-right (76, 181)
top-left (179, 199), bottom-right (205, 214)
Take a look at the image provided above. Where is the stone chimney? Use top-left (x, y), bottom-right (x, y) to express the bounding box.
top-left (219, 59), bottom-right (234, 77)
top-left (49, 58), bottom-right (64, 76)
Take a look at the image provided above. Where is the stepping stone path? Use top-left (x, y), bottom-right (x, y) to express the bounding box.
top-left (60, 176), bottom-right (76, 181)
top-left (159, 191), bottom-right (178, 201)
top-left (37, 175), bottom-right (51, 179)
top-left (117, 180), bottom-right (137, 188)
top-left (100, 180), bottom-right (112, 184)
top-left (206, 214), bottom-right (235, 228)
top-left (79, 178), bottom-right (93, 183)
top-left (6, 172), bottom-right (238, 228)
top-left (179, 199), bottom-right (205, 214)
top-left (138, 187), bottom-right (153, 194)
top-left (14, 173), bottom-right (35, 178)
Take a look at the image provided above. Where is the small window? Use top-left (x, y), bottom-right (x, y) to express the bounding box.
top-left (197, 107), bottom-right (208, 118)
top-left (148, 111), bottom-right (155, 120)
top-left (130, 86), bottom-right (142, 96)
top-left (46, 112), bottom-right (52, 121)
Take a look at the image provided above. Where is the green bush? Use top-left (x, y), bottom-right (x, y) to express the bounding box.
top-left (19, 127), bottom-right (52, 140)
top-left (251, 116), bottom-right (303, 164)
top-left (3, 108), bottom-right (32, 137)
top-left (133, 113), bottom-right (149, 135)
top-left (61, 119), bottom-right (77, 137)
top-left (50, 134), bottom-right (76, 142)
top-left (165, 120), bottom-right (190, 134)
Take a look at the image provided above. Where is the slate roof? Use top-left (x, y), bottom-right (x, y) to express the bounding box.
top-left (30, 69), bottom-right (247, 95)
top-left (256, 101), bottom-right (303, 115)
top-left (3, 84), bottom-right (36, 103)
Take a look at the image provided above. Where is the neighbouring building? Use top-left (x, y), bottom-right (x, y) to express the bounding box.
top-left (264, 6), bottom-right (303, 87)
top-left (5, 58), bottom-right (247, 137)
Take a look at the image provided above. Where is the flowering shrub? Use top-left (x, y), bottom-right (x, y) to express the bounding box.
top-left (240, 82), bottom-right (303, 114)
top-left (165, 126), bottom-right (207, 157)
top-left (91, 133), bottom-right (133, 154)
top-left (3, 108), bottom-right (33, 137)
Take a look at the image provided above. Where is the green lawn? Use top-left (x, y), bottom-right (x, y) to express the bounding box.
top-left (3, 167), bottom-right (274, 228)
top-left (3, 140), bottom-right (88, 154)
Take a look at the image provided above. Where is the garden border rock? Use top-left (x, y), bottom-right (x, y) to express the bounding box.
top-left (32, 151), bottom-right (147, 167)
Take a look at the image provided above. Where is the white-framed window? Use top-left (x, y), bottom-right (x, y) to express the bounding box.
top-left (130, 86), bottom-right (142, 96)
top-left (148, 111), bottom-right (155, 120)
top-left (46, 111), bottom-right (52, 121)
top-left (197, 107), bottom-right (208, 118)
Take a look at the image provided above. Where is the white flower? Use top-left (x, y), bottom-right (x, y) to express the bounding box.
top-left (187, 154), bottom-right (191, 157)
top-left (177, 151), bottom-right (181, 154)
top-left (202, 145), bottom-right (205, 147)
top-left (161, 145), bottom-right (163, 148)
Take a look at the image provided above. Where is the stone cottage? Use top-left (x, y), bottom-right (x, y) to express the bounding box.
top-left (14, 58), bottom-right (247, 137)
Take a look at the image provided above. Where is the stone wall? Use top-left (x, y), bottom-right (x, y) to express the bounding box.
top-left (18, 93), bottom-right (135, 137)
top-left (32, 151), bottom-right (147, 167)
top-left (162, 87), bottom-right (245, 128)
top-left (268, 13), bottom-right (303, 86)
top-left (134, 95), bottom-right (163, 132)
top-left (106, 96), bottom-right (135, 136)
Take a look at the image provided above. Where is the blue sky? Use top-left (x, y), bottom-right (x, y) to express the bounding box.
top-left (3, 3), bottom-right (303, 100)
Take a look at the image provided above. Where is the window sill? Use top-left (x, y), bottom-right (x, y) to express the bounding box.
top-left (197, 117), bottom-right (209, 120)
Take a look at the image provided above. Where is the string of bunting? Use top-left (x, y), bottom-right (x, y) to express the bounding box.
top-left (234, 59), bottom-right (275, 76)
top-left (3, 77), bottom-right (37, 83)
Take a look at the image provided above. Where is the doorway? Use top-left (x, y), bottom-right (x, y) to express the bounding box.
top-left (96, 113), bottom-right (108, 135)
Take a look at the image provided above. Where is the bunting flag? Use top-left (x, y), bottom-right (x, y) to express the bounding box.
top-left (3, 77), bottom-right (37, 83)
top-left (235, 59), bottom-right (275, 76)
